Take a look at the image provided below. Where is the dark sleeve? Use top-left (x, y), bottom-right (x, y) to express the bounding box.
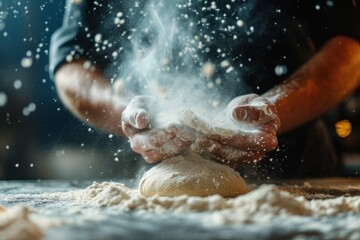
top-left (306, 0), bottom-right (360, 48)
top-left (49, 0), bottom-right (90, 80)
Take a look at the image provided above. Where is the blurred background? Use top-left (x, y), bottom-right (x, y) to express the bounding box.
top-left (0, 0), bottom-right (359, 180)
top-left (0, 0), bottom-right (142, 180)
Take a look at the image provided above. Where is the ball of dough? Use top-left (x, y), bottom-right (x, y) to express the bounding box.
top-left (139, 151), bottom-right (250, 197)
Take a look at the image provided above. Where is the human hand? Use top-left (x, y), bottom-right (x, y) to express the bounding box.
top-left (190, 94), bottom-right (280, 167)
top-left (121, 96), bottom-right (195, 163)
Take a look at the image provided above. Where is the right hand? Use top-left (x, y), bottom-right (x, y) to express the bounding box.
top-left (121, 96), bottom-right (195, 163)
top-left (190, 94), bottom-right (280, 168)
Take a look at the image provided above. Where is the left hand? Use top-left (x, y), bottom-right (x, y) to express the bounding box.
top-left (121, 96), bottom-right (195, 163)
top-left (192, 94), bottom-right (280, 168)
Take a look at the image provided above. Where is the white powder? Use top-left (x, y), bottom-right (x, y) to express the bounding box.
top-left (0, 201), bottom-right (63, 240)
top-left (180, 108), bottom-right (257, 137)
top-left (0, 205), bottom-right (44, 240)
top-left (72, 182), bottom-right (360, 226)
top-left (2, 181), bottom-right (360, 239)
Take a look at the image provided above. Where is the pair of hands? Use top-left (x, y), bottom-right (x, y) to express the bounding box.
top-left (121, 94), bottom-right (280, 167)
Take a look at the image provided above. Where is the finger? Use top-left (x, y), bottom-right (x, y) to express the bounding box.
top-left (192, 139), bottom-right (265, 164)
top-left (164, 123), bottom-right (196, 142)
top-left (141, 140), bottom-right (188, 163)
top-left (141, 149), bottom-right (171, 163)
top-left (122, 122), bottom-right (141, 138)
top-left (227, 94), bottom-right (280, 131)
top-left (122, 108), bottom-right (150, 129)
top-left (129, 129), bottom-right (175, 152)
top-left (171, 134), bottom-right (194, 151)
top-left (140, 133), bottom-right (193, 163)
top-left (132, 123), bottom-right (195, 151)
top-left (231, 105), bottom-right (273, 124)
top-left (270, 114), bottom-right (281, 132)
top-left (195, 140), bottom-right (261, 161)
top-left (226, 94), bottom-right (259, 108)
top-left (229, 132), bottom-right (278, 152)
top-left (257, 116), bottom-right (281, 133)
top-left (135, 109), bottom-right (150, 129)
top-left (205, 130), bottom-right (278, 152)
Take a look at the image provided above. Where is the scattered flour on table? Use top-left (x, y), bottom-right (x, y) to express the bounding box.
top-left (0, 205), bottom-right (56, 240)
top-left (72, 181), bottom-right (360, 226)
top-left (2, 182), bottom-right (360, 239)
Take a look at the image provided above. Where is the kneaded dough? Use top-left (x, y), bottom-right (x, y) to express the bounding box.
top-left (139, 150), bottom-right (250, 197)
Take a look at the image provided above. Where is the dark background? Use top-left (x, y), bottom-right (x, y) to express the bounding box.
top-left (0, 0), bottom-right (359, 180)
top-left (0, 0), bottom-right (141, 180)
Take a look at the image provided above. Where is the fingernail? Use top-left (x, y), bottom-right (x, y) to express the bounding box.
top-left (135, 111), bottom-right (149, 129)
top-left (232, 108), bottom-right (247, 121)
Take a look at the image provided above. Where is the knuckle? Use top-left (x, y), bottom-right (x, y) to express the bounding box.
top-left (130, 141), bottom-right (140, 152)
top-left (149, 135), bottom-right (162, 148)
top-left (205, 142), bottom-right (220, 153)
top-left (166, 123), bottom-right (180, 134)
top-left (143, 151), bottom-right (164, 163)
top-left (151, 131), bottom-right (172, 148)
top-left (144, 155), bottom-right (156, 163)
top-left (269, 138), bottom-right (278, 150)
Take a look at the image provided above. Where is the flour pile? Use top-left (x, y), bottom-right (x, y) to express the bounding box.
top-left (2, 181), bottom-right (360, 239)
top-left (74, 181), bottom-right (360, 226)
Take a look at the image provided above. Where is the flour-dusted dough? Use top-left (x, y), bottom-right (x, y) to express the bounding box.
top-left (139, 150), bottom-right (250, 197)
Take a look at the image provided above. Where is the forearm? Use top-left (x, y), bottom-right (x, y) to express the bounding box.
top-left (54, 59), bottom-right (129, 135)
top-left (263, 36), bottom-right (360, 134)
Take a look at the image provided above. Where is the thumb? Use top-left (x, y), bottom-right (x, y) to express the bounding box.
top-left (122, 108), bottom-right (150, 129)
top-left (231, 105), bottom-right (263, 123)
top-left (231, 104), bottom-right (277, 125)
